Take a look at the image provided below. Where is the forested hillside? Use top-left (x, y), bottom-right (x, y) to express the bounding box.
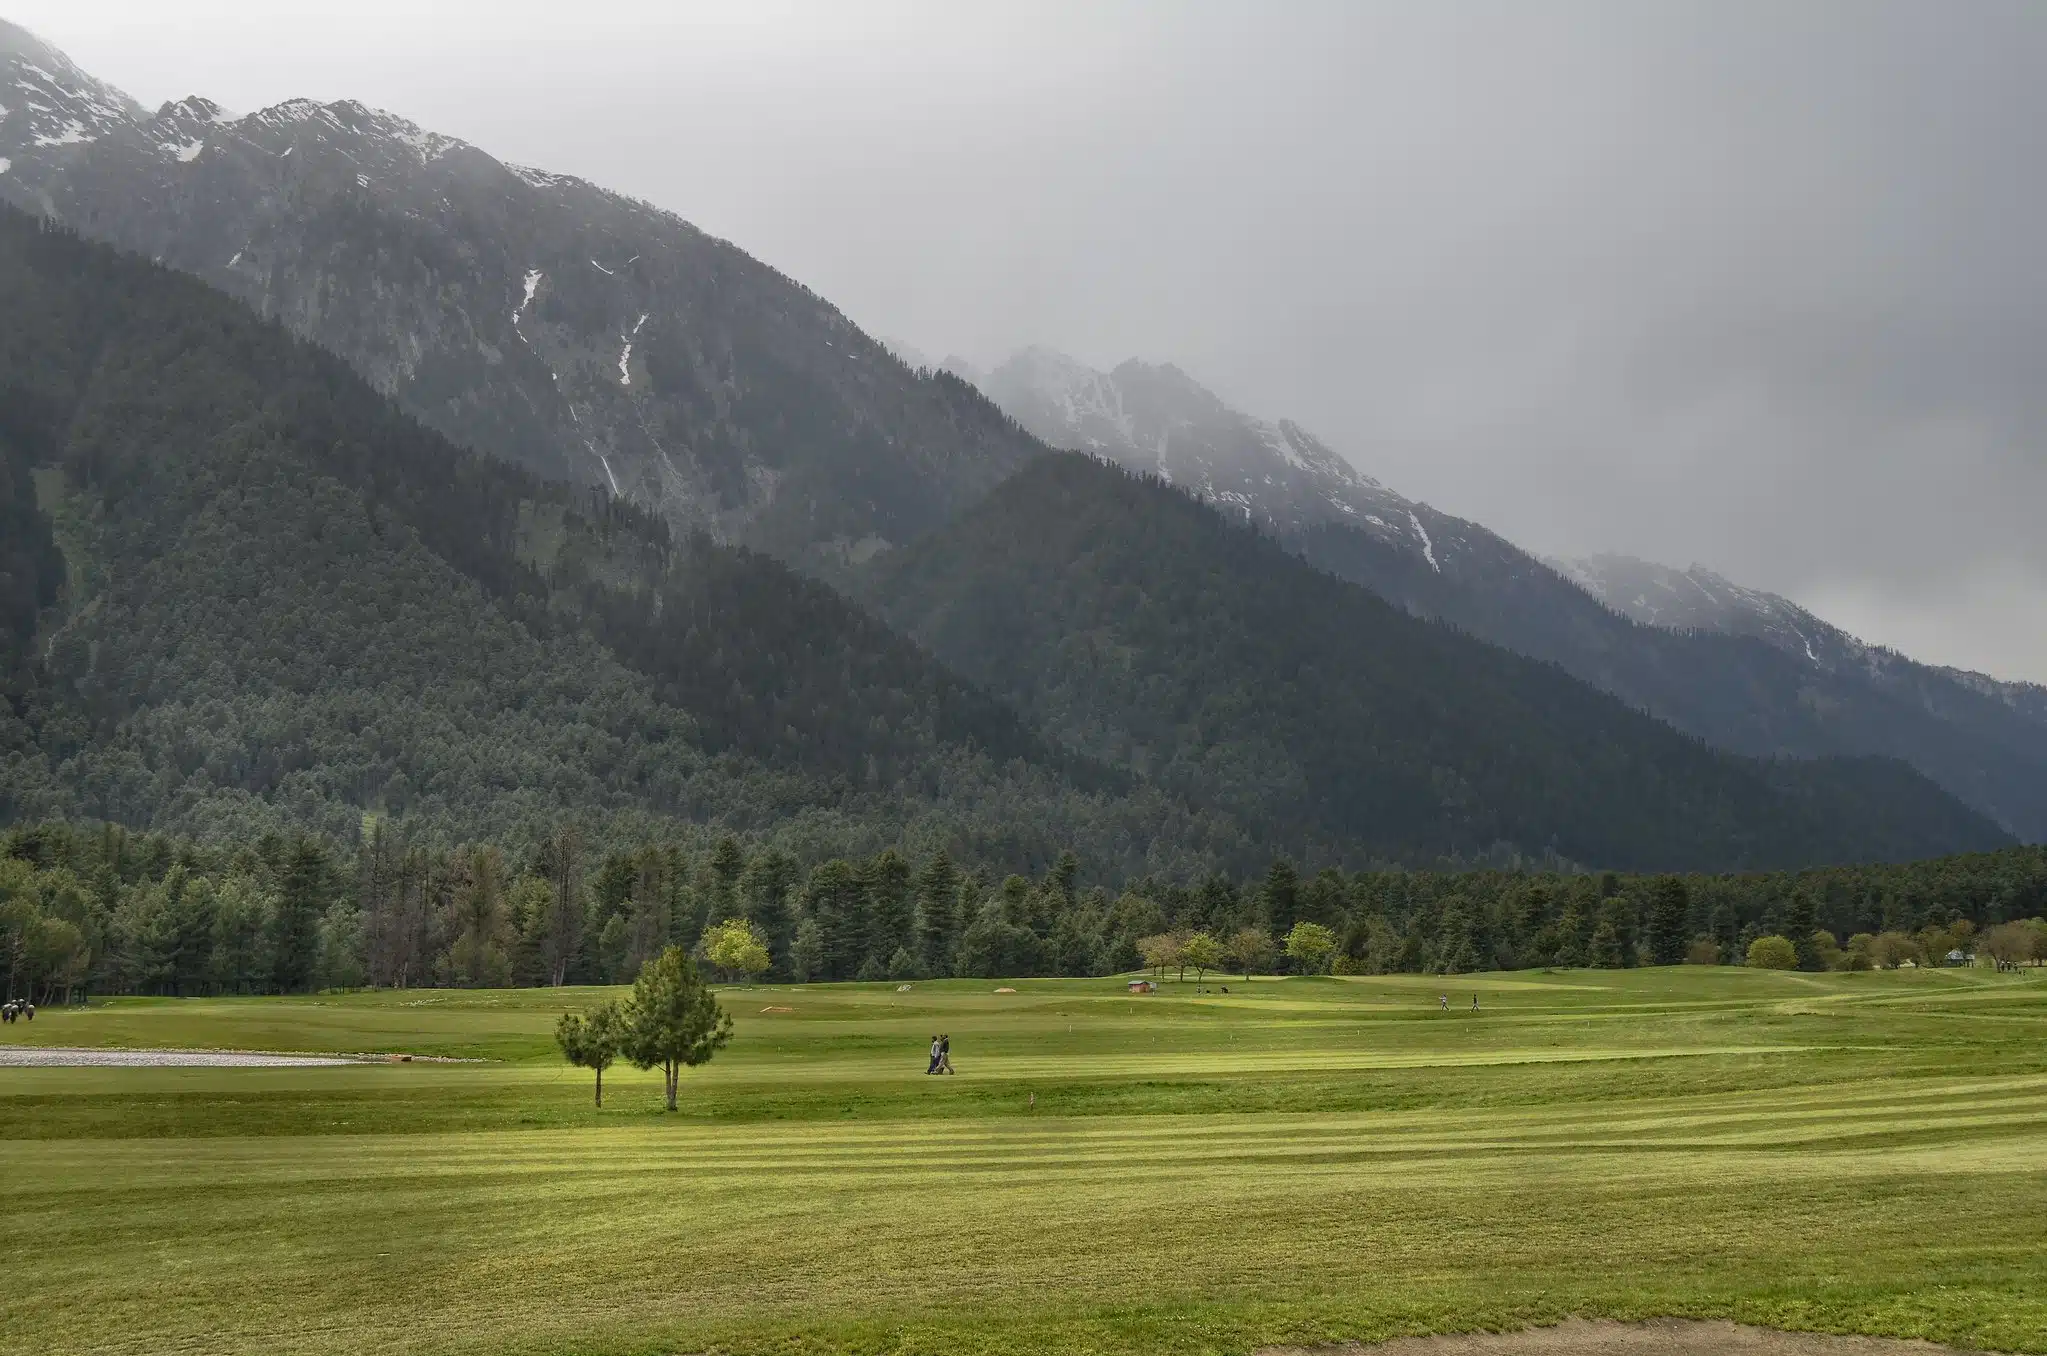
top-left (866, 453), bottom-right (2009, 872)
top-left (0, 21), bottom-right (1047, 575)
top-left (1298, 521), bottom-right (2047, 840)
top-left (0, 208), bottom-right (2014, 883)
top-left (6, 818), bottom-right (2041, 1003)
top-left (0, 208), bottom-right (1218, 870)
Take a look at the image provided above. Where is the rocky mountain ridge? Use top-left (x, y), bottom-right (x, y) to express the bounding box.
top-left (974, 345), bottom-right (1477, 576)
top-left (1557, 553), bottom-right (2047, 726)
top-left (965, 345), bottom-right (2047, 839)
top-left (0, 19), bottom-right (1042, 575)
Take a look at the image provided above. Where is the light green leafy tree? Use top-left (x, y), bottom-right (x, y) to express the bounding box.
top-left (702, 917), bottom-right (772, 985)
top-left (1180, 931), bottom-right (1222, 985)
top-left (555, 1000), bottom-right (627, 1107)
top-left (623, 946), bottom-right (733, 1111)
top-left (1225, 927), bottom-right (1275, 979)
top-left (1284, 921), bottom-right (1339, 974)
top-left (1135, 932), bottom-right (1182, 980)
top-left (1746, 935), bottom-right (1798, 969)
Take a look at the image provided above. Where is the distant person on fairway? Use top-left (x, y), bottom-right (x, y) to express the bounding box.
top-left (1438, 994), bottom-right (1448, 1012)
top-left (926, 1035), bottom-right (942, 1074)
top-left (1472, 993), bottom-right (1479, 1011)
top-left (938, 1033), bottom-right (954, 1074)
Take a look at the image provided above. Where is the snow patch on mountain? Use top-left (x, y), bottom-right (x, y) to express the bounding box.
top-left (976, 346), bottom-right (1452, 572)
top-left (619, 316), bottom-right (648, 385)
top-left (1553, 554), bottom-right (1873, 671)
top-left (514, 269), bottom-right (541, 327)
top-left (1408, 511), bottom-right (1440, 572)
top-left (31, 118), bottom-right (91, 147)
top-left (508, 163), bottom-right (572, 189)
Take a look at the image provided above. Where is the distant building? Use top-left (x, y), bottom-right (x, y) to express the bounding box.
top-left (1945, 949), bottom-right (1975, 967)
top-left (1126, 979), bottom-right (1156, 993)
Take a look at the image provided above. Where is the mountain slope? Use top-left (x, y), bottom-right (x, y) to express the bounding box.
top-left (979, 347), bottom-right (2047, 840)
top-left (0, 206), bottom-right (1226, 869)
top-left (1554, 555), bottom-right (1864, 664)
top-left (865, 453), bottom-right (2008, 871)
top-left (980, 347), bottom-right (1465, 561)
top-left (1559, 552), bottom-right (2047, 731)
top-left (0, 19), bottom-right (1044, 576)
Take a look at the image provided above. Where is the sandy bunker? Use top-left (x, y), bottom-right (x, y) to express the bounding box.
top-left (1261, 1320), bottom-right (1991, 1356)
top-left (0, 1046), bottom-right (360, 1068)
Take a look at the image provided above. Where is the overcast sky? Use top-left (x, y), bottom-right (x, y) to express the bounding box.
top-left (15, 1), bottom-right (2047, 679)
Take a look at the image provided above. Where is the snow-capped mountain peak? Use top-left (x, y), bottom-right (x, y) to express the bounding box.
top-left (0, 18), bottom-right (145, 168)
top-left (976, 345), bottom-right (1462, 572)
top-left (1551, 553), bottom-right (1874, 670)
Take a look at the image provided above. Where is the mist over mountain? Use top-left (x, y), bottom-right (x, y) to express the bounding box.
top-left (0, 17), bottom-right (2035, 871)
top-left (0, 204), bottom-right (1233, 870)
top-left (968, 347), bottom-right (2047, 840)
top-left (863, 452), bottom-right (2005, 870)
top-left (0, 18), bottom-right (1041, 579)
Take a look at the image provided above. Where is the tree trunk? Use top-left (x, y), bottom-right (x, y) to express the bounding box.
top-left (664, 1061), bottom-right (679, 1112)
top-left (594, 1065), bottom-right (603, 1108)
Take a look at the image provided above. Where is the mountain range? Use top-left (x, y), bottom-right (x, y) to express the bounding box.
top-left (0, 19), bottom-right (1040, 578)
top-left (966, 344), bottom-right (2047, 840)
top-left (0, 17), bottom-right (2030, 871)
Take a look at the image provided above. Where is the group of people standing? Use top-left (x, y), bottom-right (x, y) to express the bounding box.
top-left (1, 999), bottom-right (33, 1023)
top-left (925, 1033), bottom-right (954, 1074)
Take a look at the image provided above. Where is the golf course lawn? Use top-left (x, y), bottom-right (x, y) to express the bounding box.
top-left (3, 966), bottom-right (2044, 1356)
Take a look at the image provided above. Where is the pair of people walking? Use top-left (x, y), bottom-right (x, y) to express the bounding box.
top-left (925, 1033), bottom-right (954, 1074)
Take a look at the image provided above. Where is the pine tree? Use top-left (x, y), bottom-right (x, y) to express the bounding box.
top-left (863, 849), bottom-right (912, 972)
top-left (913, 850), bottom-right (959, 976)
top-left (1784, 889), bottom-right (1822, 970)
top-left (739, 848), bottom-right (797, 976)
top-left (269, 837), bottom-right (327, 993)
top-left (1644, 875), bottom-right (1690, 966)
top-left (804, 860), bottom-right (865, 980)
top-left (1263, 859), bottom-right (1301, 938)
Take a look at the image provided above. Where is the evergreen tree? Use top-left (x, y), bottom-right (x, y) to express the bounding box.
top-left (1263, 859), bottom-right (1301, 938)
top-left (269, 837), bottom-right (327, 993)
top-left (1784, 889), bottom-right (1822, 970)
top-left (1437, 894), bottom-right (1493, 973)
top-left (1196, 873), bottom-right (1238, 935)
top-left (621, 947), bottom-right (731, 1112)
top-left (804, 860), bottom-right (865, 980)
top-left (1644, 875), bottom-right (1690, 966)
top-left (739, 848), bottom-right (798, 976)
top-left (912, 850), bottom-right (960, 975)
top-left (863, 849), bottom-right (912, 972)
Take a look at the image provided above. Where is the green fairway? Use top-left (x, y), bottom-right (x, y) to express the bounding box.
top-left (4, 968), bottom-right (2045, 1356)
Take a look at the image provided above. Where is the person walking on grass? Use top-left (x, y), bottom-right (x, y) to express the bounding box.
top-left (1438, 993), bottom-right (1448, 1012)
top-left (926, 1035), bottom-right (942, 1075)
top-left (1472, 993), bottom-right (1479, 1011)
top-left (938, 1033), bottom-right (954, 1074)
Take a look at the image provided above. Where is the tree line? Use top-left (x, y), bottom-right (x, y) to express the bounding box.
top-left (6, 819), bottom-right (2046, 1004)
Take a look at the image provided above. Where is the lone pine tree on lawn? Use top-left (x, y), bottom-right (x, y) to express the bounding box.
top-left (622, 945), bottom-right (733, 1111)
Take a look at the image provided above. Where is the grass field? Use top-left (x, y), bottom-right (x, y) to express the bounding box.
top-left (3, 966), bottom-right (2045, 1356)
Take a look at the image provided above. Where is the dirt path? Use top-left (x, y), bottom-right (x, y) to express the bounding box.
top-left (1260, 1320), bottom-right (1987, 1356)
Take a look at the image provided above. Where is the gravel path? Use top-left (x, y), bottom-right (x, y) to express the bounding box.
top-left (0, 1046), bottom-right (361, 1068)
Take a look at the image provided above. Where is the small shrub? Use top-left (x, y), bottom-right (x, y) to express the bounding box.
top-left (1746, 935), bottom-right (1798, 969)
top-left (1684, 937), bottom-right (1721, 965)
